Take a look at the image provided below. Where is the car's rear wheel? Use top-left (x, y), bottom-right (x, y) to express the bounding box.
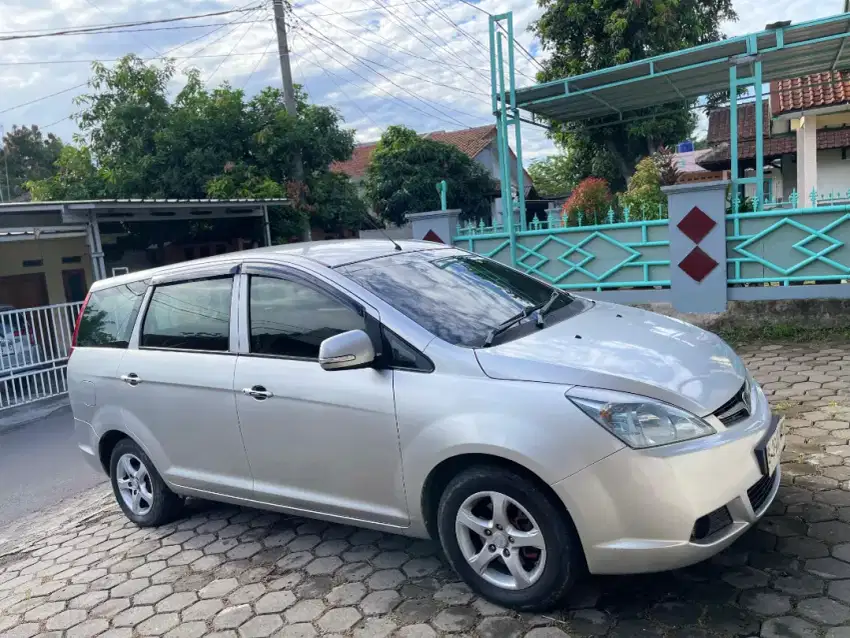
top-left (437, 466), bottom-right (580, 611)
top-left (109, 438), bottom-right (182, 527)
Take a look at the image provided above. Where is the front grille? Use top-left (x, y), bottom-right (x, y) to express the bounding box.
top-left (748, 472), bottom-right (776, 513)
top-left (691, 506), bottom-right (733, 543)
top-left (713, 381), bottom-right (752, 427)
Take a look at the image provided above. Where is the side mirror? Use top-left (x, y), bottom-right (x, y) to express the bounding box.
top-left (318, 330), bottom-right (376, 371)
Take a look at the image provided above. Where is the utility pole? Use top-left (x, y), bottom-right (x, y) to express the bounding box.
top-left (272, 0), bottom-right (310, 242)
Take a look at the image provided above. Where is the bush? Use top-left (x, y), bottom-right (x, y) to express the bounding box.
top-left (620, 156), bottom-right (667, 220)
top-left (561, 177), bottom-right (613, 225)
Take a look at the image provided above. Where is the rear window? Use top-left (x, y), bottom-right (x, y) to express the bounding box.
top-left (141, 278), bottom-right (232, 352)
top-left (77, 282), bottom-right (147, 348)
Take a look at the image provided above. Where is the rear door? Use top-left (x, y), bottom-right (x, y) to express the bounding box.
top-left (116, 267), bottom-right (252, 499)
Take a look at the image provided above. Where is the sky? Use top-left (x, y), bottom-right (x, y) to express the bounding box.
top-left (0, 0), bottom-right (845, 166)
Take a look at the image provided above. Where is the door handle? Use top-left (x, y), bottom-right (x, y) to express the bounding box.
top-left (121, 373), bottom-right (141, 386)
top-left (242, 385), bottom-right (273, 400)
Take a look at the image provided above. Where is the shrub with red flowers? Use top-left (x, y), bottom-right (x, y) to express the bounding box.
top-left (561, 177), bottom-right (613, 225)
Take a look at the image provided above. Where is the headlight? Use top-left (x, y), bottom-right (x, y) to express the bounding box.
top-left (567, 388), bottom-right (715, 449)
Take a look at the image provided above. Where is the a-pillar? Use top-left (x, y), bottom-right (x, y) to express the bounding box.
top-left (797, 114), bottom-right (818, 205)
top-left (662, 180), bottom-right (730, 313)
top-left (406, 209), bottom-right (461, 245)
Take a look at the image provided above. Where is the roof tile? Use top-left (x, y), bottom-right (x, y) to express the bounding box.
top-left (330, 125), bottom-right (497, 179)
top-left (770, 71), bottom-right (850, 116)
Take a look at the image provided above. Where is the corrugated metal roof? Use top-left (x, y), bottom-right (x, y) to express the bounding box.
top-left (0, 198), bottom-right (289, 215)
top-left (514, 12), bottom-right (850, 122)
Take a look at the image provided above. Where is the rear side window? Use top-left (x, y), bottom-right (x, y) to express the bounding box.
top-left (77, 282), bottom-right (147, 348)
top-left (141, 278), bottom-right (232, 352)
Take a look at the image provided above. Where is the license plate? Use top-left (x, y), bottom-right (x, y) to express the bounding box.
top-left (756, 415), bottom-right (785, 477)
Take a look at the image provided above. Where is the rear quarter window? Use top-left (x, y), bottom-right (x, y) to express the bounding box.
top-left (77, 282), bottom-right (147, 348)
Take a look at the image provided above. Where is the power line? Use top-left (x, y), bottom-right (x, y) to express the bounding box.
top-left (453, 0), bottom-right (545, 73)
top-left (206, 20), bottom-right (263, 83)
top-left (77, 0), bottom-right (162, 58)
top-left (1, 20), bottom-right (268, 40)
top-left (295, 26), bottom-right (475, 129)
top-left (298, 32), bottom-right (382, 130)
top-left (0, 5), bottom-right (264, 39)
top-left (295, 19), bottom-right (481, 125)
top-left (297, 4), bottom-right (490, 98)
top-left (242, 38), bottom-right (275, 90)
top-left (369, 0), bottom-right (485, 78)
top-left (3, 5), bottom-right (263, 118)
top-left (0, 50), bottom-right (291, 67)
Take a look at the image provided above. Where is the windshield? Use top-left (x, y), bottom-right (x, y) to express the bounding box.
top-left (338, 249), bottom-right (573, 347)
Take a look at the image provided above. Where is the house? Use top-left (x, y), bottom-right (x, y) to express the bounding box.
top-left (331, 124), bottom-right (533, 223)
top-left (697, 70), bottom-right (850, 205)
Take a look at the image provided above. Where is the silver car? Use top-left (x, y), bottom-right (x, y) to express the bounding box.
top-left (69, 239), bottom-right (784, 610)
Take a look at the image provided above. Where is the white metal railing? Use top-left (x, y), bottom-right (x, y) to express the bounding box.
top-left (1, 301), bottom-right (83, 411)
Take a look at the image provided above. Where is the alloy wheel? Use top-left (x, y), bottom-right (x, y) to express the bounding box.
top-left (116, 453), bottom-right (154, 516)
top-left (454, 490), bottom-right (547, 590)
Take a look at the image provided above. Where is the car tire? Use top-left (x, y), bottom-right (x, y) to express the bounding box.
top-left (437, 465), bottom-right (581, 611)
top-left (109, 438), bottom-right (182, 527)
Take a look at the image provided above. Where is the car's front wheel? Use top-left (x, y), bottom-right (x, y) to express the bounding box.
top-left (437, 466), bottom-right (580, 611)
top-left (109, 438), bottom-right (182, 527)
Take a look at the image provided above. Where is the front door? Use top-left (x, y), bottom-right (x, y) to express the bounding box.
top-left (116, 274), bottom-right (252, 499)
top-left (233, 271), bottom-right (408, 526)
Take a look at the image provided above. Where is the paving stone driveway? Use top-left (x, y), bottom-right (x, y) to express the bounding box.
top-left (1, 342), bottom-right (850, 638)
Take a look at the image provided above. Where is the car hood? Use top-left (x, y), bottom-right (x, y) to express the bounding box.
top-left (474, 300), bottom-right (746, 416)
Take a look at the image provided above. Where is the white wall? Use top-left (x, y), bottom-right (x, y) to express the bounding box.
top-left (817, 148), bottom-right (850, 198)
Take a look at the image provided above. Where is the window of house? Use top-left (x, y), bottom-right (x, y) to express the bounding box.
top-left (141, 278), bottom-right (232, 352)
top-left (763, 178), bottom-right (774, 204)
top-left (249, 276), bottom-right (365, 360)
top-left (76, 282), bottom-right (147, 349)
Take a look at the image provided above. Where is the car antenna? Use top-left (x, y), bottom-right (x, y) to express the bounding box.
top-left (360, 210), bottom-right (403, 251)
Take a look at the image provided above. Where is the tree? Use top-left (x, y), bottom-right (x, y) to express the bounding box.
top-left (561, 177), bottom-right (613, 225)
top-left (532, 0), bottom-right (737, 191)
top-left (620, 156), bottom-right (666, 219)
top-left (26, 55), bottom-right (365, 243)
top-left (364, 126), bottom-right (498, 226)
top-left (527, 154), bottom-right (573, 197)
top-left (0, 125), bottom-right (63, 201)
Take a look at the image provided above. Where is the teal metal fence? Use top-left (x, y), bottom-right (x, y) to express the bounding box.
top-left (454, 215), bottom-right (671, 291)
top-left (727, 202), bottom-right (850, 286)
top-left (454, 195), bottom-right (849, 294)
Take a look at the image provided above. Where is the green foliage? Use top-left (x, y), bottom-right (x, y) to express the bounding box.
top-left (533, 0), bottom-right (737, 191)
top-left (26, 54), bottom-right (364, 243)
top-left (527, 154), bottom-right (573, 198)
top-left (0, 125), bottom-right (63, 201)
top-left (364, 125), bottom-right (498, 226)
top-left (620, 156), bottom-right (667, 219)
top-left (26, 145), bottom-right (106, 201)
top-left (561, 177), bottom-right (613, 225)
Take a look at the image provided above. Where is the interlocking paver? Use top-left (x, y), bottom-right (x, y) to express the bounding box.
top-left (0, 342), bottom-right (849, 636)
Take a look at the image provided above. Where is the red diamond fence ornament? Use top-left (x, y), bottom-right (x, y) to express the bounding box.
top-left (677, 206), bottom-right (716, 244)
top-left (422, 229), bottom-right (444, 244)
top-left (679, 246), bottom-right (719, 282)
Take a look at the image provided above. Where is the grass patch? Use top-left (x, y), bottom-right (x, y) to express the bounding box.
top-left (715, 322), bottom-right (850, 346)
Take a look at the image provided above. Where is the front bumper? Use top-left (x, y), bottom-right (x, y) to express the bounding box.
top-left (553, 385), bottom-right (783, 575)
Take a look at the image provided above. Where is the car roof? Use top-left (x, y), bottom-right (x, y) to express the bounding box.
top-left (90, 239), bottom-right (449, 291)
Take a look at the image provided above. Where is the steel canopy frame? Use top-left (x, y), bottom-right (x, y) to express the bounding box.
top-left (491, 10), bottom-right (850, 222)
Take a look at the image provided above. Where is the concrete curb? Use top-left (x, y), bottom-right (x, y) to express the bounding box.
top-left (0, 397), bottom-right (71, 434)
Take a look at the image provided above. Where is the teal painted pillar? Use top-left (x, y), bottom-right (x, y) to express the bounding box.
top-left (436, 180), bottom-right (447, 211)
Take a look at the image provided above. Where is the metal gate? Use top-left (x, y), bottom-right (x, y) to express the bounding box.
top-left (0, 302), bottom-right (83, 411)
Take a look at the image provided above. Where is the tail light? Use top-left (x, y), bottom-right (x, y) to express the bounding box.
top-left (70, 292), bottom-right (91, 355)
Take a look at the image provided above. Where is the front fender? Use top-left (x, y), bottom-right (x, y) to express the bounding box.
top-left (394, 373), bottom-right (625, 533)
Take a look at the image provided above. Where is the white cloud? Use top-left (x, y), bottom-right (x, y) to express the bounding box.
top-left (0, 0), bottom-right (840, 164)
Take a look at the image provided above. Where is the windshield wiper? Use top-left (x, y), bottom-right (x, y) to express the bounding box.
top-left (483, 306), bottom-right (535, 347)
top-left (535, 291), bottom-right (563, 328)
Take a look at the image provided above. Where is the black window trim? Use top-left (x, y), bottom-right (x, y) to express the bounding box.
top-left (242, 263), bottom-right (383, 364)
top-left (380, 326), bottom-right (434, 373)
top-left (138, 274), bottom-right (237, 356)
